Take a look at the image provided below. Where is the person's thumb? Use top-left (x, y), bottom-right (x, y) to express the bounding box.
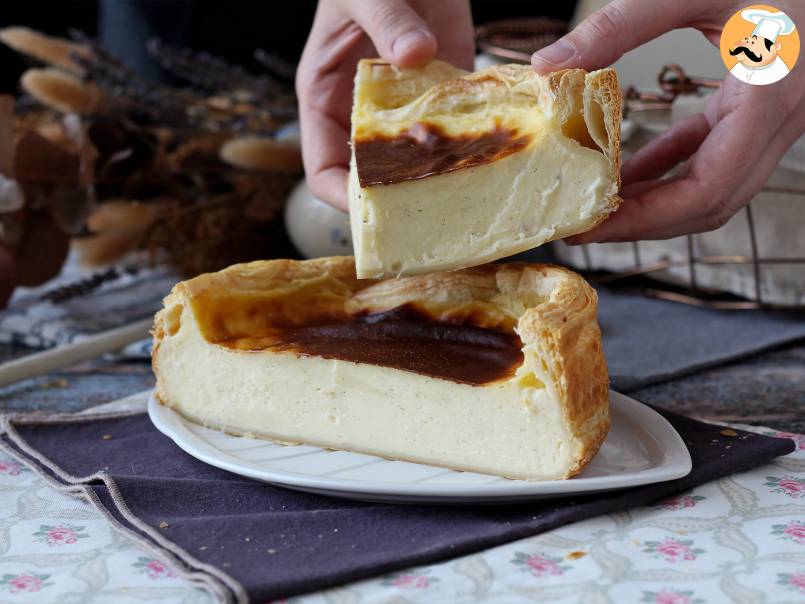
top-left (531, 0), bottom-right (697, 73)
top-left (346, 0), bottom-right (437, 68)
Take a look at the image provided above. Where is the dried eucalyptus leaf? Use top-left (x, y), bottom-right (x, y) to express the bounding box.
top-left (14, 130), bottom-right (78, 182)
top-left (15, 209), bottom-right (69, 286)
top-left (0, 27), bottom-right (89, 75)
top-left (86, 199), bottom-right (157, 235)
top-left (21, 68), bottom-right (103, 114)
top-left (219, 136), bottom-right (302, 173)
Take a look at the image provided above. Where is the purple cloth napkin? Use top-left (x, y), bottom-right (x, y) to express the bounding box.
top-left (1, 407), bottom-right (793, 603)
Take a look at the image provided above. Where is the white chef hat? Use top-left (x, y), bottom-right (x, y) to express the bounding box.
top-left (741, 8), bottom-right (796, 43)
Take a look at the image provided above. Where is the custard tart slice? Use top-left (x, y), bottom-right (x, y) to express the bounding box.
top-left (348, 60), bottom-right (622, 278)
top-left (152, 257), bottom-right (609, 481)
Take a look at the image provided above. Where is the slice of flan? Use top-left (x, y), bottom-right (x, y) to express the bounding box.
top-left (348, 60), bottom-right (622, 278)
top-left (152, 257), bottom-right (609, 480)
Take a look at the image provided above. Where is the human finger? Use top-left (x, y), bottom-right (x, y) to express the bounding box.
top-left (345, 0), bottom-right (438, 67)
top-left (531, 0), bottom-right (709, 73)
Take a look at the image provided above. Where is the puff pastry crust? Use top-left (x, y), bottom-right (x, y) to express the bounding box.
top-left (153, 257), bottom-right (610, 480)
top-left (349, 60), bottom-right (622, 278)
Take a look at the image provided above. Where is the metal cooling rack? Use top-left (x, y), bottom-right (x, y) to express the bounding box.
top-left (475, 19), bottom-right (805, 312)
top-left (592, 65), bottom-right (805, 311)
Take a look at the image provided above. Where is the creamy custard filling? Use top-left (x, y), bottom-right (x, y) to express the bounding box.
top-left (348, 134), bottom-right (611, 277)
top-left (154, 299), bottom-right (581, 480)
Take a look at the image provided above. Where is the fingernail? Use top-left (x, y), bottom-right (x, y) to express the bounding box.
top-left (532, 40), bottom-right (575, 67)
top-left (392, 30), bottom-right (432, 58)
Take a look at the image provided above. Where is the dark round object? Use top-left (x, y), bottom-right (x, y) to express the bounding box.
top-left (476, 18), bottom-right (570, 63)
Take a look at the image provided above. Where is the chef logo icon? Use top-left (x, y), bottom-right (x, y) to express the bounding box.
top-left (720, 5), bottom-right (799, 85)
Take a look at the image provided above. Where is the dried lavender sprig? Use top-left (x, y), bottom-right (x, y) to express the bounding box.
top-left (148, 39), bottom-right (297, 120)
top-left (68, 29), bottom-right (192, 125)
top-left (148, 39), bottom-right (288, 100)
top-left (67, 30), bottom-right (295, 133)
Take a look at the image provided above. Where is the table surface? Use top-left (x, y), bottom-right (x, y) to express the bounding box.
top-left (0, 337), bottom-right (803, 604)
top-left (1, 340), bottom-right (803, 431)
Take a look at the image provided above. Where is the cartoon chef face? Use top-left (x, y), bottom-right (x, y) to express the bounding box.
top-left (730, 34), bottom-right (781, 68)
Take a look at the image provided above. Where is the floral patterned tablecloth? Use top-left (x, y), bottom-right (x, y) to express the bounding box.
top-left (0, 396), bottom-right (803, 604)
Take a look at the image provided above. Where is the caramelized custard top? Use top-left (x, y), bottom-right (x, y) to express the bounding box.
top-left (354, 121), bottom-right (532, 187)
top-left (219, 305), bottom-right (524, 386)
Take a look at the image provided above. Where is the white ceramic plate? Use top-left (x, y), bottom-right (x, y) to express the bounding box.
top-left (148, 391), bottom-right (691, 504)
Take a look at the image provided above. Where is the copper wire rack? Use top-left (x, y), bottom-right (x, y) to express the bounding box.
top-left (577, 203), bottom-right (805, 312)
top-left (474, 17), bottom-right (805, 312)
top-left (587, 65), bottom-right (805, 312)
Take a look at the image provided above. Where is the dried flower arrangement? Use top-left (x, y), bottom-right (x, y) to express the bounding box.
top-left (0, 26), bottom-right (302, 286)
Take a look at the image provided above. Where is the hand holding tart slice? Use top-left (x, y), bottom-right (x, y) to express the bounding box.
top-left (348, 60), bottom-right (622, 278)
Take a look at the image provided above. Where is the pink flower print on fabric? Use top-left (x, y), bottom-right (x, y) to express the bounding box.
top-left (0, 460), bottom-right (25, 476)
top-left (132, 557), bottom-right (177, 580)
top-left (765, 475), bottom-right (805, 498)
top-left (0, 572), bottom-right (52, 594)
top-left (778, 571), bottom-right (805, 594)
top-left (643, 538), bottom-right (705, 563)
top-left (772, 520), bottom-right (805, 544)
top-left (511, 551), bottom-right (571, 577)
top-left (32, 524), bottom-right (89, 547)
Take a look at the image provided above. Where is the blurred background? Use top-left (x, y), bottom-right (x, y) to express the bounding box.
top-left (0, 0), bottom-right (724, 94)
top-left (0, 0), bottom-right (591, 356)
top-left (0, 0), bottom-right (800, 368)
top-left (0, 1), bottom-right (584, 90)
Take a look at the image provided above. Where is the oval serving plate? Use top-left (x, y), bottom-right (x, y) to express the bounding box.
top-left (148, 390), bottom-right (691, 504)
